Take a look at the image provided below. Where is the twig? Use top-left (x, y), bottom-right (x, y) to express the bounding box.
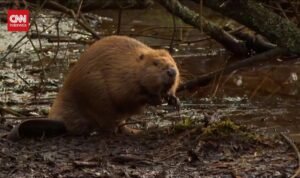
top-left (26, 34), bottom-right (42, 61)
top-left (117, 121), bottom-right (145, 128)
top-left (44, 13), bottom-right (64, 69)
top-left (47, 38), bottom-right (94, 44)
top-left (30, 32), bottom-right (68, 39)
top-left (157, 0), bottom-right (248, 55)
top-left (211, 58), bottom-right (228, 97)
top-left (0, 35), bottom-right (27, 63)
top-left (0, 116), bottom-right (45, 120)
top-left (33, 21), bottom-right (43, 51)
top-left (0, 0), bottom-right (48, 63)
top-left (111, 154), bottom-right (154, 165)
top-left (26, 33), bottom-right (46, 97)
top-left (263, 85), bottom-right (283, 103)
top-left (169, 0), bottom-right (176, 53)
top-left (287, 0), bottom-right (300, 26)
top-left (30, 32), bottom-right (93, 44)
top-left (76, 0), bottom-right (84, 15)
top-left (16, 73), bottom-right (30, 86)
top-left (129, 26), bottom-right (245, 46)
top-left (135, 25), bottom-right (193, 34)
top-left (0, 107), bottom-right (24, 117)
top-left (199, 0), bottom-right (203, 33)
top-left (249, 70), bottom-right (274, 99)
top-left (47, 0), bottom-right (100, 39)
top-left (53, 13), bottom-right (63, 64)
top-left (61, 0), bottom-right (87, 68)
top-left (275, 2), bottom-right (289, 20)
top-left (156, 152), bottom-right (184, 162)
top-left (117, 8), bottom-right (123, 34)
top-left (73, 161), bottom-right (99, 168)
top-left (280, 133), bottom-right (300, 178)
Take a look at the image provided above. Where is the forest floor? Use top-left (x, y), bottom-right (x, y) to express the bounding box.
top-left (0, 115), bottom-right (298, 177)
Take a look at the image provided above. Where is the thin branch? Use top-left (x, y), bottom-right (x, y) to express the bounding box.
top-left (177, 48), bottom-right (285, 92)
top-left (157, 0), bottom-right (248, 56)
top-left (169, 0), bottom-right (176, 53)
top-left (281, 133), bottom-right (300, 178)
top-left (117, 8), bottom-right (123, 34)
top-left (0, 35), bottom-right (27, 63)
top-left (53, 14), bottom-right (63, 64)
top-left (287, 0), bottom-right (300, 26)
top-left (275, 2), bottom-right (289, 20)
top-left (0, 0), bottom-right (48, 63)
top-left (198, 0), bottom-right (300, 54)
top-left (47, 0), bottom-right (100, 39)
top-left (0, 107), bottom-right (24, 117)
top-left (0, 116), bottom-right (46, 120)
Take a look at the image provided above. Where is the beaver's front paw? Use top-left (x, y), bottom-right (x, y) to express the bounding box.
top-left (166, 95), bottom-right (180, 109)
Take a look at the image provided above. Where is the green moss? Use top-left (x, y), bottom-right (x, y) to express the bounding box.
top-left (173, 117), bottom-right (195, 132)
top-left (40, 108), bottom-right (49, 116)
top-left (169, 117), bottom-right (261, 143)
top-left (202, 119), bottom-right (260, 142)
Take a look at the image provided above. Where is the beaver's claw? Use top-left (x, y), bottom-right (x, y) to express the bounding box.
top-left (166, 95), bottom-right (180, 109)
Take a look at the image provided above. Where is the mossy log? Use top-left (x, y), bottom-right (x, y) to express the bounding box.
top-left (198, 0), bottom-right (300, 54)
top-left (157, 0), bottom-right (248, 56)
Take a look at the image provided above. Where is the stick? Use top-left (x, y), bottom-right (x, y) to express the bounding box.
top-left (47, 0), bottom-right (100, 39)
top-left (177, 48), bottom-right (285, 92)
top-left (281, 133), bottom-right (300, 178)
top-left (0, 107), bottom-right (24, 117)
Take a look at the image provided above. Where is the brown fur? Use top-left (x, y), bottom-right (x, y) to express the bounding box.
top-left (48, 36), bottom-right (180, 135)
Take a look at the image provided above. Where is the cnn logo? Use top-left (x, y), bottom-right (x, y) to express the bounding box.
top-left (7, 10), bottom-right (30, 32)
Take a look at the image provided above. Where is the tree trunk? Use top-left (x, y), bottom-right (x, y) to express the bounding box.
top-left (157, 0), bottom-right (248, 56)
top-left (196, 0), bottom-right (300, 54)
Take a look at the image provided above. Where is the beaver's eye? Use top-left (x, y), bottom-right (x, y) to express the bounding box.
top-left (153, 61), bottom-right (159, 66)
top-left (139, 54), bottom-right (144, 60)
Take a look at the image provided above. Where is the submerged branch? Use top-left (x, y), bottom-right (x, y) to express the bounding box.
top-left (177, 48), bottom-right (285, 92)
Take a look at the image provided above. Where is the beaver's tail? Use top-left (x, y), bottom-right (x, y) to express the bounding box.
top-left (6, 119), bottom-right (67, 141)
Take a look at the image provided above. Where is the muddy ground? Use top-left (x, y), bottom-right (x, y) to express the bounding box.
top-left (0, 119), bottom-right (298, 178)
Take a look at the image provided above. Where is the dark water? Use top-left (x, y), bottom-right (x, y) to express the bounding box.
top-left (176, 48), bottom-right (300, 135)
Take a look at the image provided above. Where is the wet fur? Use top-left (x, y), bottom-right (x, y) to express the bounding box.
top-left (49, 36), bottom-right (180, 135)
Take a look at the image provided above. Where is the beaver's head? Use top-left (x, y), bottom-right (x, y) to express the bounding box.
top-left (137, 49), bottom-right (180, 105)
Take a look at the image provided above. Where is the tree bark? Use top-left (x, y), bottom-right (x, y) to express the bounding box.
top-left (157, 0), bottom-right (249, 56)
top-left (195, 0), bottom-right (300, 54)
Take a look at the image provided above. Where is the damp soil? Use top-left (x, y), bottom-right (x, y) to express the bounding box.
top-left (0, 120), bottom-right (297, 178)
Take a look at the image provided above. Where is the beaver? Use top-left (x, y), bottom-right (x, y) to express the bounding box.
top-left (7, 35), bottom-right (180, 140)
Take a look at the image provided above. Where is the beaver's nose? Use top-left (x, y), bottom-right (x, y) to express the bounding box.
top-left (166, 68), bottom-right (177, 78)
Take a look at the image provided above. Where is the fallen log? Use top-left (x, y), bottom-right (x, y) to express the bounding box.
top-left (194, 0), bottom-right (300, 54)
top-left (157, 0), bottom-right (248, 56)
